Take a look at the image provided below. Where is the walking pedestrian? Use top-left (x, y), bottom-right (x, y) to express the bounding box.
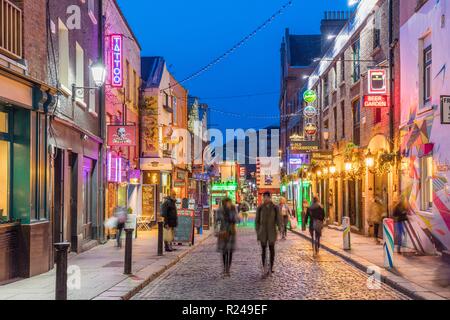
top-left (113, 206), bottom-right (128, 248)
top-left (256, 192), bottom-right (282, 276)
top-left (239, 201), bottom-right (250, 226)
top-left (279, 197), bottom-right (292, 240)
top-left (215, 198), bottom-right (239, 277)
top-left (305, 196), bottom-right (326, 256)
top-left (302, 199), bottom-right (309, 231)
top-left (393, 196), bottom-right (409, 254)
top-left (368, 196), bottom-right (385, 245)
top-left (161, 190), bottom-right (179, 252)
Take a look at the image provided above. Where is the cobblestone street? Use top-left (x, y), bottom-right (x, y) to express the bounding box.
top-left (133, 225), bottom-right (408, 300)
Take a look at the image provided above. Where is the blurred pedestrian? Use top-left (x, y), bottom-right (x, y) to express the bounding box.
top-left (279, 197), bottom-right (292, 240)
top-left (368, 196), bottom-right (385, 245)
top-left (256, 192), bottom-right (282, 276)
top-left (239, 201), bottom-right (250, 226)
top-left (215, 198), bottom-right (239, 277)
top-left (305, 196), bottom-right (326, 256)
top-left (393, 196), bottom-right (409, 254)
top-left (302, 199), bottom-right (309, 231)
top-left (161, 190), bottom-right (179, 252)
top-left (113, 206), bottom-right (128, 248)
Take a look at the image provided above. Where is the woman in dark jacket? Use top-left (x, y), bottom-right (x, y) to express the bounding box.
top-left (215, 198), bottom-right (239, 277)
top-left (305, 196), bottom-right (326, 256)
top-left (161, 191), bottom-right (178, 252)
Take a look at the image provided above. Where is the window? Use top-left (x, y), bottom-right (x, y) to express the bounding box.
top-left (423, 45), bottom-right (432, 103)
top-left (164, 92), bottom-right (169, 108)
top-left (420, 155), bottom-right (433, 211)
top-left (173, 96), bottom-right (178, 124)
top-left (75, 42), bottom-right (85, 102)
top-left (352, 99), bottom-right (361, 145)
top-left (352, 39), bottom-right (361, 83)
top-left (373, 11), bottom-right (381, 49)
top-left (341, 100), bottom-right (345, 138)
top-left (333, 106), bottom-right (338, 141)
top-left (333, 66), bottom-right (338, 90)
top-left (323, 75), bottom-right (329, 107)
top-left (82, 158), bottom-right (94, 225)
top-left (0, 110), bottom-right (10, 221)
top-left (88, 59), bottom-right (96, 113)
top-left (341, 54), bottom-right (345, 83)
top-left (58, 19), bottom-right (70, 91)
top-left (126, 60), bottom-right (131, 102)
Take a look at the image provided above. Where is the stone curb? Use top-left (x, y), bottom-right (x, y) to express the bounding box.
top-left (291, 229), bottom-right (446, 300)
top-left (93, 232), bottom-right (213, 301)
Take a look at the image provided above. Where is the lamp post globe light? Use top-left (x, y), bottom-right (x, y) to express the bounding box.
top-left (91, 61), bottom-right (107, 87)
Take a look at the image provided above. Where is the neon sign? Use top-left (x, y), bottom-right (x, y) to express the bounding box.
top-left (111, 34), bottom-right (123, 88)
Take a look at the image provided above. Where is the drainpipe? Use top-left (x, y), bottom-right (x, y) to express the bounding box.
top-left (388, 0), bottom-right (398, 215)
top-left (98, 0), bottom-right (107, 243)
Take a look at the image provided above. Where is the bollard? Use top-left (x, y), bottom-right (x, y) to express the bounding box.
top-left (124, 228), bottom-right (134, 275)
top-left (383, 218), bottom-right (395, 269)
top-left (54, 242), bottom-right (70, 300)
top-left (157, 221), bottom-right (164, 256)
top-left (342, 217), bottom-right (351, 250)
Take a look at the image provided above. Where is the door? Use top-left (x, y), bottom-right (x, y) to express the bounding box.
top-left (82, 158), bottom-right (94, 241)
top-left (334, 180), bottom-right (339, 223)
top-left (53, 149), bottom-right (64, 245)
top-left (348, 179), bottom-right (362, 229)
top-left (69, 152), bottom-right (78, 251)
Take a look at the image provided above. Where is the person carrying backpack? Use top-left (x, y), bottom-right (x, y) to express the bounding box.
top-left (305, 196), bottom-right (326, 256)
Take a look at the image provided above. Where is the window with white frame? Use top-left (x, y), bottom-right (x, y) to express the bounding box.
top-left (75, 42), bottom-right (85, 102)
top-left (420, 155), bottom-right (433, 211)
top-left (58, 19), bottom-right (70, 91)
top-left (88, 59), bottom-right (96, 113)
top-left (423, 45), bottom-right (432, 104)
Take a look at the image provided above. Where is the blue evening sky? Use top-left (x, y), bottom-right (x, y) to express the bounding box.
top-left (117, 0), bottom-right (350, 132)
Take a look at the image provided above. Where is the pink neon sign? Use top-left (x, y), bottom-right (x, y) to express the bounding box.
top-left (111, 34), bottom-right (123, 88)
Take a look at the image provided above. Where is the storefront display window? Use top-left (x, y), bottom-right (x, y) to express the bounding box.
top-left (0, 111), bottom-right (10, 221)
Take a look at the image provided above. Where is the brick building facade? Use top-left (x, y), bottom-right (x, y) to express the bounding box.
top-left (305, 0), bottom-right (401, 235)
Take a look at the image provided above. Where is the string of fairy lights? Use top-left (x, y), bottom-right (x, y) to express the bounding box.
top-left (160, 0), bottom-right (294, 92)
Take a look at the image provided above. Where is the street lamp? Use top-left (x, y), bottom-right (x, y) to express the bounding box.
top-left (72, 61), bottom-right (106, 101)
top-left (345, 162), bottom-right (353, 172)
top-left (365, 149), bottom-right (375, 168)
top-left (329, 163), bottom-right (337, 174)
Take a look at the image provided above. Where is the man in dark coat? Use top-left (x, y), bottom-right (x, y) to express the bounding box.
top-left (161, 190), bottom-right (178, 252)
top-left (256, 192), bottom-right (282, 275)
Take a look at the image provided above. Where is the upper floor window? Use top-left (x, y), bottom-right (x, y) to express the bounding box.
top-left (58, 19), bottom-right (70, 91)
top-left (373, 11), bottom-right (381, 49)
top-left (423, 45), bottom-right (432, 104)
top-left (420, 155), bottom-right (433, 212)
top-left (340, 54), bottom-right (345, 83)
top-left (173, 96), bottom-right (178, 124)
top-left (352, 39), bottom-right (361, 83)
top-left (75, 42), bottom-right (85, 102)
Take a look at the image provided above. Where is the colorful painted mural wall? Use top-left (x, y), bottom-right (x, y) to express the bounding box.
top-left (400, 0), bottom-right (450, 253)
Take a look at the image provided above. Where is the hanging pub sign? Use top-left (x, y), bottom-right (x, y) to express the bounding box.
top-left (368, 69), bottom-right (387, 95)
top-left (303, 90), bottom-right (317, 104)
top-left (111, 34), bottom-right (123, 88)
top-left (363, 95), bottom-right (389, 108)
top-left (304, 123), bottom-right (318, 136)
top-left (107, 125), bottom-right (136, 146)
top-left (303, 105), bottom-right (318, 118)
top-left (441, 96), bottom-right (450, 124)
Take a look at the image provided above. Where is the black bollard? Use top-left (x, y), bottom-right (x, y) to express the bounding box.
top-left (124, 229), bottom-right (134, 275)
top-left (54, 242), bottom-right (70, 300)
top-left (158, 221), bottom-right (164, 256)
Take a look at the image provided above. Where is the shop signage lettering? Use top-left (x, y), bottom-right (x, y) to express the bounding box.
top-left (289, 134), bottom-right (304, 143)
top-left (368, 69), bottom-right (387, 95)
top-left (303, 90), bottom-right (317, 103)
top-left (310, 151), bottom-right (333, 165)
top-left (363, 95), bottom-right (389, 108)
top-left (441, 96), bottom-right (450, 124)
top-left (108, 125), bottom-right (136, 146)
top-left (290, 140), bottom-right (319, 152)
top-left (111, 34), bottom-right (123, 88)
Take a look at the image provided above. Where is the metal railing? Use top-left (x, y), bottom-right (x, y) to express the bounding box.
top-left (0, 0), bottom-right (22, 59)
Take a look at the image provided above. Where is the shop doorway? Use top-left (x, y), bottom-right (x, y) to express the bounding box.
top-left (53, 149), bottom-right (65, 245)
top-left (69, 152), bottom-right (79, 251)
top-left (348, 179), bottom-right (362, 229)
